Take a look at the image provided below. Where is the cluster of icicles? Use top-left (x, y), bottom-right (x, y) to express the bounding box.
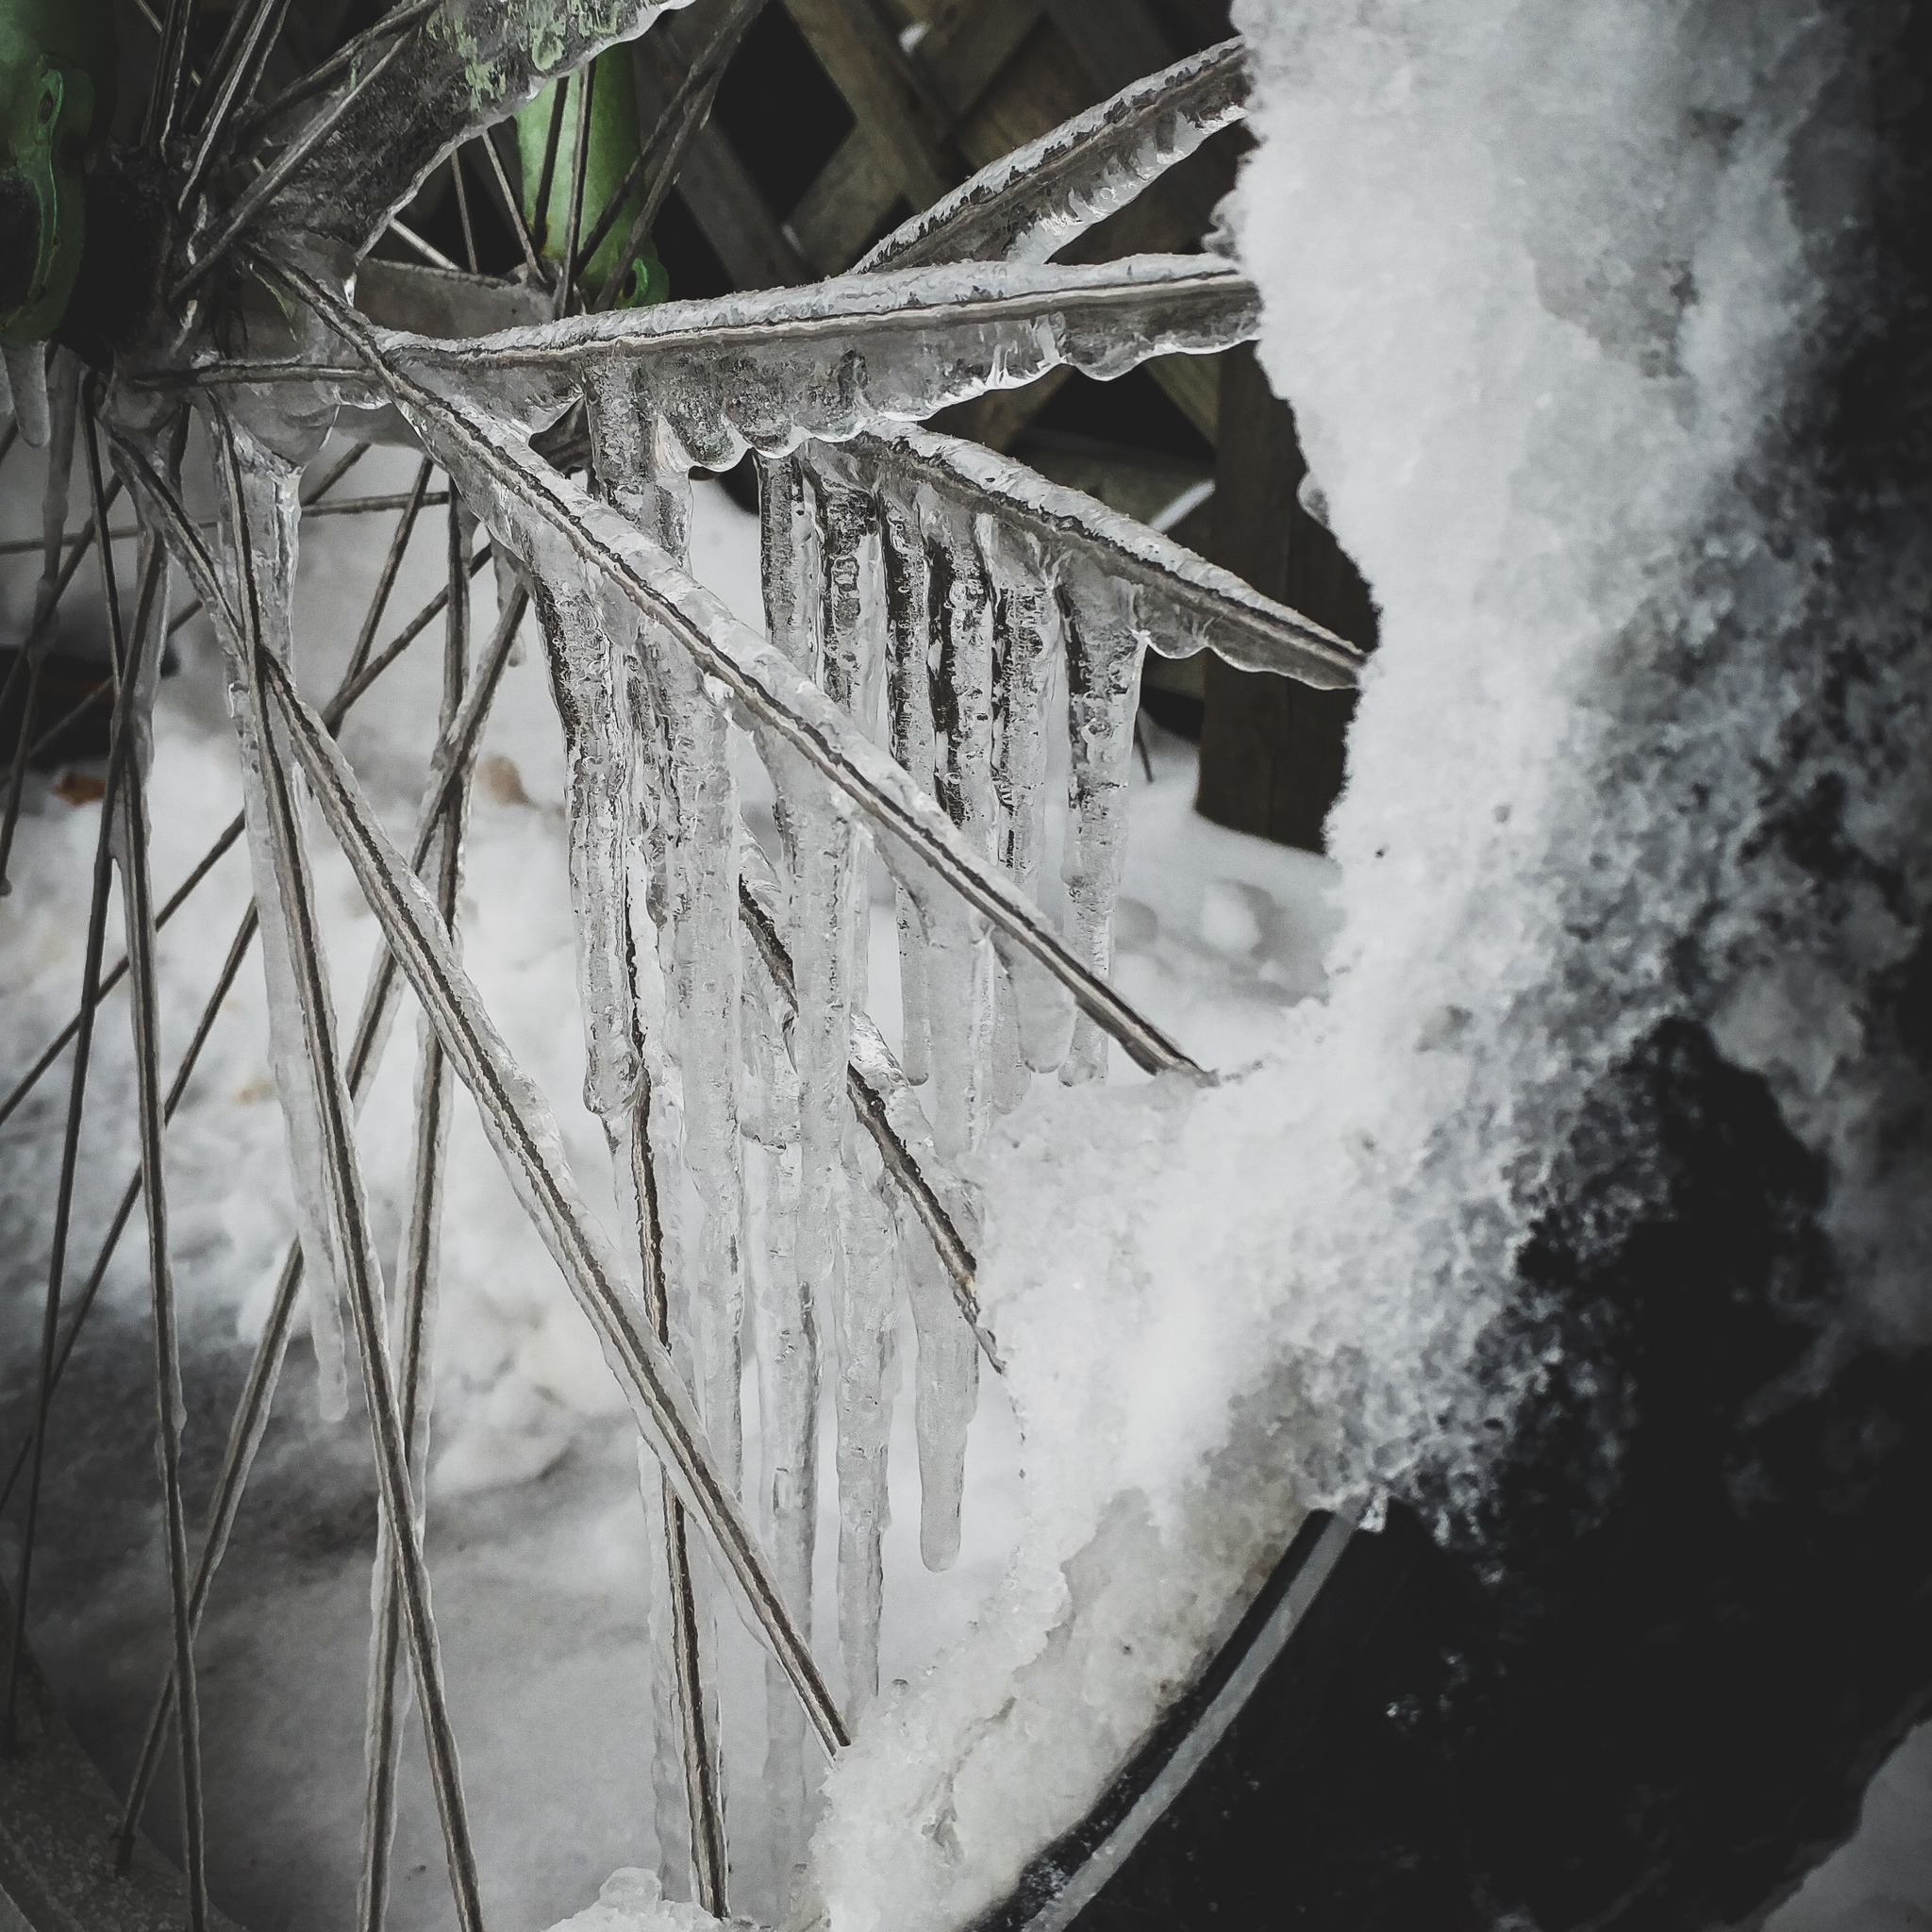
top-left (457, 401), bottom-right (1153, 1906)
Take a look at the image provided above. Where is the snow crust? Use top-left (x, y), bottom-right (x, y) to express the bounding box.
top-left (802, 3), bottom-right (1932, 1928)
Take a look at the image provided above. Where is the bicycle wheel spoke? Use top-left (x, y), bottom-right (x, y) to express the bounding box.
top-left (735, 861), bottom-right (992, 1363)
top-left (349, 457), bottom-right (436, 679)
top-left (114, 414), bottom-right (857, 1748)
top-left (359, 494), bottom-right (469, 1932)
top-left (451, 148), bottom-right (479, 275)
top-left (206, 402), bottom-right (486, 1932)
top-left (593, 0), bottom-right (766, 316)
top-left (172, 27), bottom-right (415, 303)
top-left (529, 75), bottom-right (571, 259)
top-left (0, 652), bottom-right (43, 895)
top-left (476, 125), bottom-right (541, 279)
top-left (0, 367), bottom-right (81, 895)
top-left (178, 0), bottom-right (291, 209)
top-left (114, 582), bottom-right (525, 1857)
top-left (2, 416), bottom-right (154, 1751)
top-left (82, 408), bottom-right (209, 1931)
top-left (231, 0), bottom-right (441, 148)
top-left (143, 0), bottom-right (196, 153)
top-left (0, 901), bottom-right (259, 1521)
top-left (553, 59), bottom-right (595, 320)
top-left (388, 218), bottom-right (463, 275)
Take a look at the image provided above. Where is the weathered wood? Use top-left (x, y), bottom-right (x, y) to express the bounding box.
top-left (782, 0), bottom-right (956, 208)
top-left (1146, 353), bottom-right (1218, 443)
top-left (909, 0), bottom-right (1041, 121)
top-left (1195, 345), bottom-right (1377, 851)
top-left (1041, 0), bottom-right (1175, 98)
top-left (787, 0), bottom-right (1045, 273)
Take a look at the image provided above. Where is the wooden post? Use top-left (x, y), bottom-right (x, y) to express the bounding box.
top-left (1194, 345), bottom-right (1376, 852)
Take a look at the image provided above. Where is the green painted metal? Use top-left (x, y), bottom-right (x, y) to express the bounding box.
top-left (0, 0), bottom-right (114, 343)
top-left (514, 47), bottom-right (668, 308)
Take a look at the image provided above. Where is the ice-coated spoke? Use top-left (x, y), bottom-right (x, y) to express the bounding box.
top-left (823, 426), bottom-right (1361, 687)
top-left (359, 496), bottom-right (472, 1932)
top-left (82, 408), bottom-right (209, 1931)
top-left (263, 254), bottom-right (1203, 1081)
top-left (858, 37), bottom-right (1249, 275)
top-left (206, 403), bottom-right (487, 1932)
top-left (171, 25), bottom-right (416, 303)
top-left (735, 861), bottom-right (991, 1362)
top-left (354, 256), bottom-right (1259, 460)
top-left (478, 124), bottom-right (542, 278)
top-left (591, 0), bottom-right (766, 316)
top-left (2, 397), bottom-right (158, 1752)
top-left (349, 456), bottom-right (437, 676)
top-left (177, 0), bottom-right (292, 209)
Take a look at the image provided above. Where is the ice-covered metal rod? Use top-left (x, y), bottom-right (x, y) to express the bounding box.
top-left (82, 409), bottom-right (209, 1932)
top-left (206, 403), bottom-right (487, 1932)
top-left (267, 254), bottom-right (1205, 1082)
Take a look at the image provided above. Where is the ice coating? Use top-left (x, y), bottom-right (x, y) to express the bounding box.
top-left (1057, 575), bottom-right (1146, 1087)
top-left (380, 256), bottom-right (1260, 465)
top-left (857, 38), bottom-right (1249, 275)
top-left (206, 420), bottom-right (351, 1422)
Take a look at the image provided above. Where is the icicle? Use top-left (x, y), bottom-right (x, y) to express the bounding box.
top-left (878, 482), bottom-right (935, 1089)
top-left (900, 1190), bottom-right (976, 1573)
top-left (834, 1137), bottom-right (899, 1715)
top-left (739, 952), bottom-right (817, 1914)
top-left (1058, 568), bottom-right (1147, 1085)
top-left (985, 520), bottom-right (1071, 1097)
top-left (919, 497), bottom-right (997, 1160)
top-left (208, 423), bottom-right (350, 1420)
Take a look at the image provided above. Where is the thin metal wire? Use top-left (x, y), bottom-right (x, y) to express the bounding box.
top-left (359, 491), bottom-right (470, 1932)
top-left (350, 458), bottom-right (436, 676)
top-left (177, 0), bottom-right (289, 209)
top-left (230, 0), bottom-right (439, 146)
top-left (0, 904), bottom-right (257, 1522)
top-left (555, 58), bottom-right (596, 320)
top-left (207, 403), bottom-right (488, 1932)
top-left (82, 406), bottom-right (209, 1930)
top-left (576, 0), bottom-right (766, 275)
top-left (477, 125), bottom-right (541, 279)
top-left (388, 218), bottom-right (463, 275)
top-left (0, 653), bottom-right (43, 895)
top-left (143, 0), bottom-right (197, 155)
top-left (0, 450), bottom-right (155, 1755)
top-left (529, 75), bottom-right (571, 258)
